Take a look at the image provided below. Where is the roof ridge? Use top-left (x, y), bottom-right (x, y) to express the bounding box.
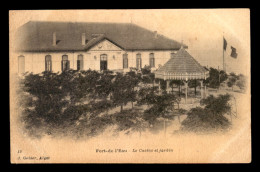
top-left (16, 21), bottom-right (184, 52)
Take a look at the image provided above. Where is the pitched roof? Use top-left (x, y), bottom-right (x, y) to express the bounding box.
top-left (15, 21), bottom-right (187, 52)
top-left (154, 48), bottom-right (209, 80)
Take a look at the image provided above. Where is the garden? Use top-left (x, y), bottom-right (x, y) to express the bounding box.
top-left (16, 67), bottom-right (247, 139)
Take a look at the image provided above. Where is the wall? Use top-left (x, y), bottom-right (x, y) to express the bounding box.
top-left (14, 39), bottom-right (179, 74)
top-left (127, 50), bottom-right (178, 70)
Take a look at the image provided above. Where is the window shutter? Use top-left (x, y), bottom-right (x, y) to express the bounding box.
top-left (67, 61), bottom-right (70, 70)
top-left (50, 61), bottom-right (52, 72)
top-left (77, 60), bottom-right (80, 70)
top-left (80, 60), bottom-right (83, 70)
top-left (61, 61), bottom-right (63, 71)
top-left (123, 56), bottom-right (124, 68)
top-left (45, 60), bottom-right (47, 71)
top-left (136, 57), bottom-right (138, 69)
top-left (140, 58), bottom-right (142, 69)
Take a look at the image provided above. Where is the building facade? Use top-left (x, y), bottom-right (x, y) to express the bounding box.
top-left (15, 21), bottom-right (187, 74)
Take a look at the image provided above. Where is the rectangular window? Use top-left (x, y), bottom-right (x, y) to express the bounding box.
top-left (45, 55), bottom-right (52, 72)
top-left (77, 55), bottom-right (84, 71)
top-left (46, 61), bottom-right (52, 71)
top-left (123, 54), bottom-right (128, 69)
top-left (62, 55), bottom-right (70, 71)
top-left (149, 53), bottom-right (155, 67)
top-left (136, 54), bottom-right (142, 70)
top-left (62, 60), bottom-right (70, 71)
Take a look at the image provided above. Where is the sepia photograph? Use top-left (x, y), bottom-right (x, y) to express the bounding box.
top-left (9, 9), bottom-right (251, 163)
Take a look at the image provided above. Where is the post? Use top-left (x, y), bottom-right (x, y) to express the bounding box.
top-left (179, 82), bottom-right (181, 97)
top-left (200, 80), bottom-right (203, 99)
top-left (184, 81), bottom-right (188, 103)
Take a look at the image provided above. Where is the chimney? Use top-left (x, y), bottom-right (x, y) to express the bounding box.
top-left (53, 32), bottom-right (56, 46)
top-left (82, 33), bottom-right (86, 45)
top-left (154, 31), bottom-right (158, 38)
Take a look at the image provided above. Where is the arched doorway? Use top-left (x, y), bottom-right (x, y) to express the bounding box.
top-left (100, 54), bottom-right (107, 70)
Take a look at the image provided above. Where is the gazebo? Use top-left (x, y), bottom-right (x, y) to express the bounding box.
top-left (154, 47), bottom-right (209, 103)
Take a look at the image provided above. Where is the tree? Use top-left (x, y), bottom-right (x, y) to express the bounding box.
top-left (181, 94), bottom-right (231, 132)
top-left (227, 72), bottom-right (238, 90)
top-left (95, 70), bottom-right (115, 99)
top-left (219, 70), bottom-right (228, 84)
top-left (188, 80), bottom-right (200, 96)
top-left (19, 70), bottom-right (115, 137)
top-left (236, 74), bottom-right (247, 91)
top-left (20, 71), bottom-right (73, 134)
top-left (138, 90), bottom-right (177, 125)
top-left (204, 67), bottom-right (228, 89)
top-left (112, 73), bottom-right (139, 112)
top-left (113, 109), bottom-right (149, 137)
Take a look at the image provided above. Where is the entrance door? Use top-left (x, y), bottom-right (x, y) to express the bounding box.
top-left (100, 54), bottom-right (107, 70)
top-left (18, 55), bottom-right (25, 73)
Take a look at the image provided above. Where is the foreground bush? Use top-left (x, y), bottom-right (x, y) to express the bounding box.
top-left (180, 94), bottom-right (231, 133)
top-left (17, 70), bottom-right (144, 138)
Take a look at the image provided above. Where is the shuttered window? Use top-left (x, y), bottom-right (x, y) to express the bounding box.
top-left (62, 55), bottom-right (70, 71)
top-left (77, 54), bottom-right (84, 71)
top-left (45, 55), bottom-right (52, 72)
top-left (136, 53), bottom-right (142, 70)
top-left (123, 54), bottom-right (128, 69)
top-left (149, 53), bottom-right (155, 67)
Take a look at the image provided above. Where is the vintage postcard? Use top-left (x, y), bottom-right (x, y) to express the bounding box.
top-left (9, 9), bottom-right (251, 163)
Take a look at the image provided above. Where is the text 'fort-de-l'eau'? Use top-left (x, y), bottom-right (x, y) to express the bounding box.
top-left (96, 149), bottom-right (173, 153)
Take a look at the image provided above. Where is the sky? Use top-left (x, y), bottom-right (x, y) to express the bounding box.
top-left (9, 9), bottom-right (250, 75)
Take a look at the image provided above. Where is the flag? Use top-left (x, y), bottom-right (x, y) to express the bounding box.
top-left (223, 37), bottom-right (227, 51)
top-left (230, 46), bottom-right (238, 58)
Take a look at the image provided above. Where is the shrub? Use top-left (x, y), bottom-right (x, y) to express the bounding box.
top-left (141, 92), bottom-right (178, 124)
top-left (236, 74), bottom-right (247, 91)
top-left (181, 94), bottom-right (231, 132)
top-left (204, 67), bottom-right (228, 88)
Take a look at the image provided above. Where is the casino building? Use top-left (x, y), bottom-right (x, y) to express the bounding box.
top-left (14, 21), bottom-right (187, 74)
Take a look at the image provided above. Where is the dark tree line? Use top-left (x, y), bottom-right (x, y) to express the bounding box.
top-left (17, 66), bottom-right (235, 138)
